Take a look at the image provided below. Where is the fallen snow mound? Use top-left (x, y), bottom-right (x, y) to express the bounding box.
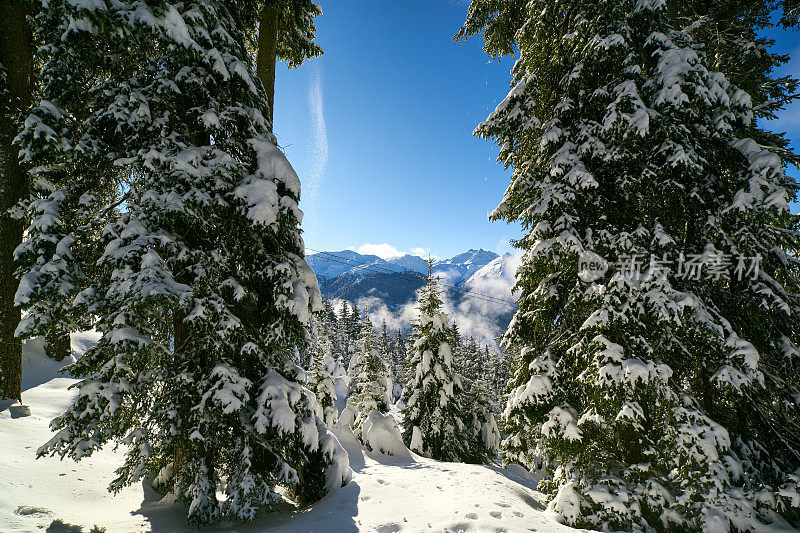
top-left (361, 410), bottom-right (409, 458)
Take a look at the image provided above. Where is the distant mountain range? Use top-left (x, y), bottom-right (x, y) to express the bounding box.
top-left (307, 249), bottom-right (511, 309)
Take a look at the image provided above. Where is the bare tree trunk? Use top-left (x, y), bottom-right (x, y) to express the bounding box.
top-left (256, 1), bottom-right (279, 130)
top-left (0, 0), bottom-right (33, 402)
top-left (45, 329), bottom-right (71, 362)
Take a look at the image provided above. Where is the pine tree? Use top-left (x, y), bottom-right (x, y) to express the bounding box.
top-left (307, 318), bottom-right (338, 428)
top-left (464, 377), bottom-right (501, 461)
top-left (453, 335), bottom-right (501, 463)
top-left (22, 0), bottom-right (349, 524)
top-left (391, 329), bottom-right (407, 384)
top-left (493, 346), bottom-right (512, 398)
top-left (379, 319), bottom-right (391, 358)
top-left (462, 0), bottom-right (799, 529)
top-left (480, 345), bottom-right (491, 382)
top-left (377, 319), bottom-right (401, 403)
top-left (346, 312), bottom-right (390, 443)
top-left (675, 1), bottom-right (799, 173)
top-left (335, 301), bottom-right (358, 367)
top-left (317, 298), bottom-right (345, 377)
top-left (782, 0), bottom-right (800, 27)
top-left (348, 302), bottom-right (361, 339)
top-left (401, 264), bottom-right (473, 462)
top-left (455, 336), bottom-right (479, 383)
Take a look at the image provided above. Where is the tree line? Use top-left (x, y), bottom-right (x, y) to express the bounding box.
top-left (1, 0), bottom-right (799, 530)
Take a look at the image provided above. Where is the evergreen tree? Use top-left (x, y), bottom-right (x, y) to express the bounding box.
top-left (401, 266), bottom-right (474, 462)
top-left (493, 346), bottom-right (512, 398)
top-left (346, 312), bottom-right (390, 443)
top-left (480, 345), bottom-right (491, 381)
top-left (379, 319), bottom-right (391, 358)
top-left (453, 335), bottom-right (502, 463)
top-left (22, 0), bottom-right (349, 524)
top-left (782, 0), bottom-right (800, 27)
top-left (348, 302), bottom-right (361, 338)
top-left (317, 298), bottom-right (345, 377)
top-left (386, 329), bottom-right (408, 400)
top-left (464, 377), bottom-right (501, 461)
top-left (320, 295), bottom-right (336, 325)
top-left (330, 301), bottom-right (349, 367)
top-left (462, 0), bottom-right (799, 529)
top-left (455, 336), bottom-right (479, 383)
top-left (307, 319), bottom-right (338, 428)
top-left (378, 319), bottom-right (399, 403)
top-left (674, 1), bottom-right (799, 173)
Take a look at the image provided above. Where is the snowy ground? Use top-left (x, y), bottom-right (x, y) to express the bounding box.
top-left (1, 335), bottom-right (581, 533)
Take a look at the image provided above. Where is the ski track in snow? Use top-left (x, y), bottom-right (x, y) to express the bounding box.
top-left (1, 335), bottom-right (581, 533)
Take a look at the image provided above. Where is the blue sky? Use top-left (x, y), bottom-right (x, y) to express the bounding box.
top-left (273, 1), bottom-right (800, 260)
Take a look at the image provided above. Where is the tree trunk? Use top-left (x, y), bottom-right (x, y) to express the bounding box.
top-left (256, 1), bottom-right (279, 129)
top-left (45, 329), bottom-right (71, 362)
top-left (0, 0), bottom-right (33, 402)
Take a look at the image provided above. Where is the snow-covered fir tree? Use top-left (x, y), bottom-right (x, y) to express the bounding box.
top-left (387, 329), bottom-right (407, 390)
top-left (18, 0), bottom-right (350, 524)
top-left (462, 0), bottom-right (800, 530)
top-left (306, 316), bottom-right (339, 428)
top-left (335, 301), bottom-right (358, 367)
top-left (454, 336), bottom-right (479, 382)
top-left (454, 335), bottom-right (501, 462)
top-left (346, 312), bottom-right (391, 444)
top-left (464, 377), bottom-right (501, 460)
top-left (401, 265), bottom-right (492, 463)
top-left (492, 346), bottom-right (512, 398)
top-left (377, 319), bottom-right (399, 401)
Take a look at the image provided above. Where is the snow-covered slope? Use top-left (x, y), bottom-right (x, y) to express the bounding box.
top-left (1, 336), bottom-right (580, 533)
top-left (310, 248), bottom-right (501, 310)
top-left (388, 254), bottom-right (428, 274)
top-left (432, 249), bottom-right (499, 285)
top-left (463, 252), bottom-right (521, 289)
top-left (307, 250), bottom-right (386, 279)
top-left (308, 249), bottom-right (498, 282)
top-left (260, 428), bottom-right (579, 533)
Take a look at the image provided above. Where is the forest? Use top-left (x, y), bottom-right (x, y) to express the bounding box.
top-left (1, 1), bottom-right (799, 532)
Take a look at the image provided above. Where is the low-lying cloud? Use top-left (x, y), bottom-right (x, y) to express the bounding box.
top-left (331, 254), bottom-right (521, 349)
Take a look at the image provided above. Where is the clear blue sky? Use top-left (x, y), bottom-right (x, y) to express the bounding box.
top-left (273, 1), bottom-right (800, 260)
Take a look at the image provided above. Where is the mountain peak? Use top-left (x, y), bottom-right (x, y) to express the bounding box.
top-left (431, 249), bottom-right (499, 285)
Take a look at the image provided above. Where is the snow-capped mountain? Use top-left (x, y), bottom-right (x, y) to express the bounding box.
top-left (308, 249), bottom-right (500, 307)
top-left (432, 249), bottom-right (500, 285)
top-left (309, 249), bottom-right (498, 282)
top-left (463, 253), bottom-right (521, 289)
top-left (388, 254), bottom-right (428, 275)
top-left (307, 250), bottom-right (386, 279)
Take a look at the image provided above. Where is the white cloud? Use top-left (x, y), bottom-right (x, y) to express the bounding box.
top-left (356, 243), bottom-right (435, 260)
top-left (357, 243), bottom-right (405, 260)
top-left (352, 254), bottom-right (522, 349)
top-left (495, 237), bottom-right (516, 256)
